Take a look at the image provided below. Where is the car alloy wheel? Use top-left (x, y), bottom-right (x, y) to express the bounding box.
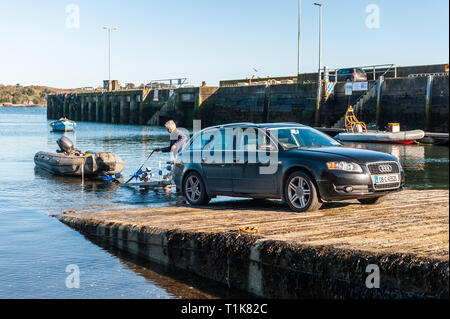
top-left (287, 176), bottom-right (311, 209)
top-left (185, 175), bottom-right (202, 202)
top-left (285, 171), bottom-right (322, 212)
top-left (183, 172), bottom-right (211, 205)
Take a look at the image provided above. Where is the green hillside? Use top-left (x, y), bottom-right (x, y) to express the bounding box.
top-left (0, 84), bottom-right (75, 106)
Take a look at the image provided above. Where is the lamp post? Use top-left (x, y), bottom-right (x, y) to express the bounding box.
top-left (297, 0), bottom-right (301, 78)
top-left (103, 26), bottom-right (118, 84)
top-left (314, 2), bottom-right (322, 126)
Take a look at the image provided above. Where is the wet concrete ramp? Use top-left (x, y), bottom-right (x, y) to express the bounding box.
top-left (58, 190), bottom-right (449, 298)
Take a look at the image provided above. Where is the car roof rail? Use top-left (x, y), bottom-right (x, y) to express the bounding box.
top-left (204, 122), bottom-right (256, 130)
top-left (203, 122), bottom-right (307, 131)
top-left (220, 122), bottom-right (256, 127)
top-left (261, 122), bottom-right (304, 126)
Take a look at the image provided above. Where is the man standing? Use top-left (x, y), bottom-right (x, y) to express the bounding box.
top-left (153, 120), bottom-right (188, 159)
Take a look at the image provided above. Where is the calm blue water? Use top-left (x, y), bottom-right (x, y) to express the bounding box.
top-left (0, 107), bottom-right (448, 298)
top-left (0, 107), bottom-right (225, 299)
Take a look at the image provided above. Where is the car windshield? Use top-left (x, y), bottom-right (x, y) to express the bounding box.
top-left (339, 69), bottom-right (352, 74)
top-left (268, 127), bottom-right (342, 149)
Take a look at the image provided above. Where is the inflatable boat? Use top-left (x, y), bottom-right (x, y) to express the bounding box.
top-left (336, 105), bottom-right (425, 144)
top-left (50, 118), bottom-right (76, 132)
top-left (335, 129), bottom-right (425, 145)
top-left (34, 136), bottom-right (124, 176)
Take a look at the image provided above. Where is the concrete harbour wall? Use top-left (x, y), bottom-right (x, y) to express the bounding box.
top-left (48, 75), bottom-right (449, 132)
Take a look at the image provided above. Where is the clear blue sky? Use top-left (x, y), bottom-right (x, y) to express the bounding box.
top-left (0, 0), bottom-right (448, 88)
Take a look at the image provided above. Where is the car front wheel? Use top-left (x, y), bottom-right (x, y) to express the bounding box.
top-left (183, 171), bottom-right (211, 205)
top-left (285, 171), bottom-right (322, 212)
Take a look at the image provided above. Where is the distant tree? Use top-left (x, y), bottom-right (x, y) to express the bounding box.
top-left (15, 83), bottom-right (20, 88)
top-left (12, 96), bottom-right (20, 104)
top-left (32, 97), bottom-right (40, 105)
top-left (125, 83), bottom-right (136, 89)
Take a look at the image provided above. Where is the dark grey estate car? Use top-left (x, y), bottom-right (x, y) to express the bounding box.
top-left (329, 68), bottom-right (367, 82)
top-left (173, 123), bottom-right (404, 212)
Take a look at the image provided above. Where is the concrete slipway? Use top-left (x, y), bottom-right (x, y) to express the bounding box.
top-left (57, 189), bottom-right (449, 299)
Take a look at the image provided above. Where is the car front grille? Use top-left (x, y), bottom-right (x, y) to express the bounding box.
top-left (367, 161), bottom-right (402, 190)
top-left (367, 162), bottom-right (400, 175)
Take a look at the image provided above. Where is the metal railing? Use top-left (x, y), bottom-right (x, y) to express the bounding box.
top-left (220, 78), bottom-right (298, 87)
top-left (325, 64), bottom-right (397, 82)
top-left (147, 78), bottom-right (188, 89)
top-left (408, 72), bottom-right (449, 78)
top-left (352, 65), bottom-right (395, 113)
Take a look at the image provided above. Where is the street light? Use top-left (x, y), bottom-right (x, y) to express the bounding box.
top-left (314, 3), bottom-right (322, 77)
top-left (297, 0), bottom-right (301, 77)
top-left (103, 26), bottom-right (118, 83)
top-left (313, 2), bottom-right (322, 126)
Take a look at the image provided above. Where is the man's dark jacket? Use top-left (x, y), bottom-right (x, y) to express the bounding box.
top-left (161, 129), bottom-right (188, 154)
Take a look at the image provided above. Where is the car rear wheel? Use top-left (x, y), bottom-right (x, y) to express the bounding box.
top-left (358, 196), bottom-right (385, 205)
top-left (285, 171), bottom-right (322, 212)
top-left (183, 171), bottom-right (211, 205)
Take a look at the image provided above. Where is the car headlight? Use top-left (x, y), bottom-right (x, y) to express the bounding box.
top-left (327, 161), bottom-right (363, 173)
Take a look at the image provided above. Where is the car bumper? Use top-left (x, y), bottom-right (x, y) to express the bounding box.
top-left (316, 170), bottom-right (405, 201)
top-left (173, 164), bottom-right (184, 189)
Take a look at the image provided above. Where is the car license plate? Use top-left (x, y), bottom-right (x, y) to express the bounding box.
top-left (374, 174), bottom-right (399, 184)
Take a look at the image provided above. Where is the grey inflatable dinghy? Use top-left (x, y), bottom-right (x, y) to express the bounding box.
top-left (335, 129), bottom-right (425, 145)
top-left (34, 136), bottom-right (124, 176)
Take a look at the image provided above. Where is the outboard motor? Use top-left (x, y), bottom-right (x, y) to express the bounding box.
top-left (57, 136), bottom-right (74, 153)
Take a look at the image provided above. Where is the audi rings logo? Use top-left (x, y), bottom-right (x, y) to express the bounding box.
top-left (378, 164), bottom-right (392, 173)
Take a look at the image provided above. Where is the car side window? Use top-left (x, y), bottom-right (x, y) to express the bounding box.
top-left (235, 128), bottom-right (277, 151)
top-left (236, 129), bottom-right (258, 151)
top-left (202, 134), bottom-right (215, 150)
top-left (274, 129), bottom-right (299, 149)
top-left (202, 129), bottom-right (224, 152)
top-left (198, 129), bottom-right (224, 164)
top-left (222, 128), bottom-right (234, 151)
top-left (188, 130), bottom-right (219, 151)
top-left (188, 133), bottom-right (201, 151)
